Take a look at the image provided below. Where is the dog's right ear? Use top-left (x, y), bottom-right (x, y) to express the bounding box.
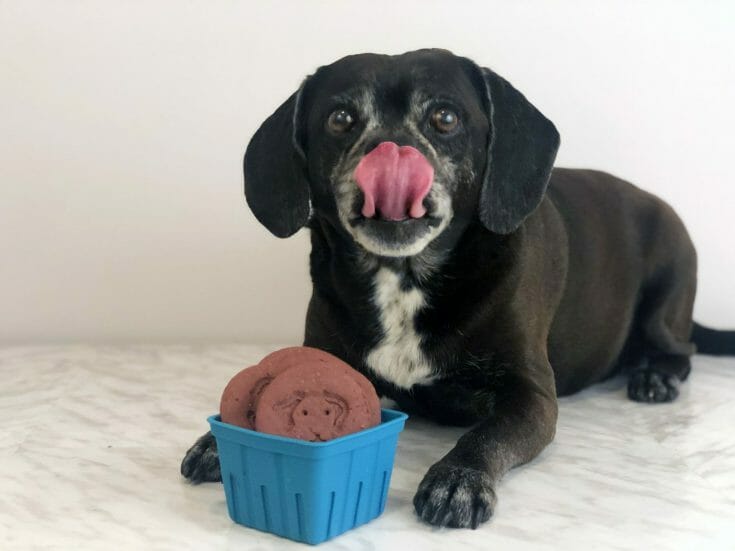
top-left (244, 80), bottom-right (311, 238)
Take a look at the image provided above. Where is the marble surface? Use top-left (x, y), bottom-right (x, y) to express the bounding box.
top-left (1, 345), bottom-right (734, 550)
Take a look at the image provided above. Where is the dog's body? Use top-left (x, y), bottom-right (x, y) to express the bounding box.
top-left (305, 167), bottom-right (696, 425)
top-left (182, 49), bottom-right (733, 529)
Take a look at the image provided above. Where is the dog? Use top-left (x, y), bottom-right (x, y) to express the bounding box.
top-left (181, 48), bottom-right (735, 529)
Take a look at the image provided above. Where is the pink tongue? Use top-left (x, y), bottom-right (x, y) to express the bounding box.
top-left (353, 142), bottom-right (434, 221)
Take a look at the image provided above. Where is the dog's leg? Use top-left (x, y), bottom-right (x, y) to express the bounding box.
top-left (413, 370), bottom-right (557, 529)
top-left (628, 256), bottom-right (696, 404)
top-left (181, 431), bottom-right (221, 483)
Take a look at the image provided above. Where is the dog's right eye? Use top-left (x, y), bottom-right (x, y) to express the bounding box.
top-left (327, 109), bottom-right (356, 134)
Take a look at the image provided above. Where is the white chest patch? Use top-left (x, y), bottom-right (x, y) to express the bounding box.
top-left (365, 267), bottom-right (436, 389)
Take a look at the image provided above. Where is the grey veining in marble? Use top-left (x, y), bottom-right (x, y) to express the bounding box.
top-left (1, 345), bottom-right (734, 550)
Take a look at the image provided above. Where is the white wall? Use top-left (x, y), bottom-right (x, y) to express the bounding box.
top-left (1, 0), bottom-right (733, 344)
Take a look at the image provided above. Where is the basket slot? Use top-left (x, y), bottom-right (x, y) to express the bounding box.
top-left (228, 473), bottom-right (240, 522)
top-left (260, 485), bottom-right (270, 531)
top-left (326, 491), bottom-right (336, 539)
top-left (294, 493), bottom-right (304, 541)
top-left (353, 481), bottom-right (364, 526)
top-left (378, 470), bottom-right (388, 515)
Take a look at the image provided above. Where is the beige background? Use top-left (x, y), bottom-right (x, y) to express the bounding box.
top-left (1, 1), bottom-right (733, 344)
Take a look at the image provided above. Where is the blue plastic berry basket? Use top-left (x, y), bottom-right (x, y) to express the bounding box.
top-left (208, 408), bottom-right (408, 545)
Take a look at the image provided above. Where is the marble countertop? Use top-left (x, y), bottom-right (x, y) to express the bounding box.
top-left (1, 345), bottom-right (734, 550)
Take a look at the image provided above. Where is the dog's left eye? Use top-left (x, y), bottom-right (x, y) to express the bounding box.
top-left (431, 108), bottom-right (459, 133)
top-left (327, 109), bottom-right (356, 134)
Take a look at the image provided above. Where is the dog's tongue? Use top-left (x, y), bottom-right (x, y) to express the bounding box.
top-left (353, 142), bottom-right (434, 221)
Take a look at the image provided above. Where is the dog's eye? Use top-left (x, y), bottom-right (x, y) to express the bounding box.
top-left (327, 109), bottom-right (356, 133)
top-left (431, 108), bottom-right (459, 133)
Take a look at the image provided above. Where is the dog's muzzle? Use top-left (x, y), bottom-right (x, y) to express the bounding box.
top-left (353, 141), bottom-right (434, 221)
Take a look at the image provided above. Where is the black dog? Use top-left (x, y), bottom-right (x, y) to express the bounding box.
top-left (182, 48), bottom-right (735, 529)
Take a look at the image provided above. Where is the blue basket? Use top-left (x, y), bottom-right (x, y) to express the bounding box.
top-left (208, 408), bottom-right (408, 545)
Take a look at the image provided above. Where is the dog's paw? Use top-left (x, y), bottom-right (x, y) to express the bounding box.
top-left (413, 462), bottom-right (496, 529)
top-left (180, 431), bottom-right (222, 483)
top-left (627, 369), bottom-right (680, 403)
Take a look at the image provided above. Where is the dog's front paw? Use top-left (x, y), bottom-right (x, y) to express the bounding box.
top-left (180, 431), bottom-right (221, 483)
top-left (413, 462), bottom-right (496, 529)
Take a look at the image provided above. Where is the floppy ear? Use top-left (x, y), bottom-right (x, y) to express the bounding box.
top-left (475, 67), bottom-right (560, 234)
top-left (244, 83), bottom-right (310, 238)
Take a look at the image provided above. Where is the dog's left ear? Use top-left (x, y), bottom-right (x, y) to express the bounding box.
top-left (244, 80), bottom-right (311, 238)
top-left (470, 65), bottom-right (560, 234)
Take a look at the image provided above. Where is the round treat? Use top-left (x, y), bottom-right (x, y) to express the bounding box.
top-left (258, 346), bottom-right (342, 372)
top-left (260, 346), bottom-right (381, 427)
top-left (219, 361), bottom-right (293, 429)
top-left (255, 361), bottom-right (380, 441)
top-left (345, 368), bottom-right (381, 427)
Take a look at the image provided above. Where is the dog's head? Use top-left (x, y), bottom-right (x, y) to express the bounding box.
top-left (243, 49), bottom-right (559, 257)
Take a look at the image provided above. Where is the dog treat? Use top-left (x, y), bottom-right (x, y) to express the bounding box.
top-left (220, 346), bottom-right (381, 440)
top-left (220, 346), bottom-right (347, 429)
top-left (264, 346), bottom-right (381, 427)
top-left (219, 361), bottom-right (293, 430)
top-left (255, 361), bottom-right (378, 441)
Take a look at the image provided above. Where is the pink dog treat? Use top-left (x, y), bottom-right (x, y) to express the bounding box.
top-left (255, 361), bottom-right (381, 441)
top-left (265, 347), bottom-right (381, 426)
top-left (220, 347), bottom-right (339, 429)
top-left (259, 346), bottom-right (344, 373)
top-left (220, 346), bottom-right (381, 433)
top-left (219, 361), bottom-right (293, 430)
